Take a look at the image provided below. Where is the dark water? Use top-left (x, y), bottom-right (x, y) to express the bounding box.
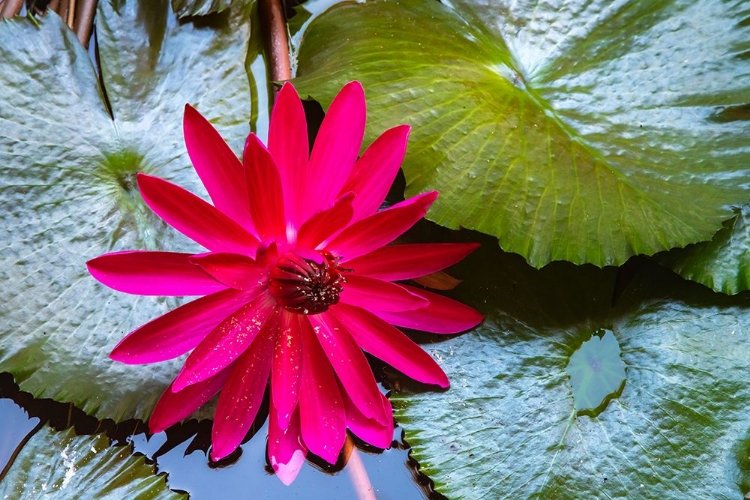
top-left (0, 372), bottom-right (441, 499)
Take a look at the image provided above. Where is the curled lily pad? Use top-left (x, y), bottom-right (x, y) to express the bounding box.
top-left (660, 205), bottom-right (750, 295)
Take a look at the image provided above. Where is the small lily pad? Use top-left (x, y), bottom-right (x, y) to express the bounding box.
top-left (566, 329), bottom-right (626, 416)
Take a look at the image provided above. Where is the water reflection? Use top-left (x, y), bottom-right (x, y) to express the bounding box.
top-left (131, 420), bottom-right (426, 500)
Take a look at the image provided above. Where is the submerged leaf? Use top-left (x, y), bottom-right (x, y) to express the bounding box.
top-left (294, 0), bottom-right (750, 267)
top-left (0, 1), bottom-right (260, 421)
top-left (566, 329), bottom-right (626, 415)
top-left (0, 426), bottom-right (183, 499)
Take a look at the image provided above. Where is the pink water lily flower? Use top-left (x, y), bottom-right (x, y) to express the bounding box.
top-left (87, 81), bottom-right (482, 485)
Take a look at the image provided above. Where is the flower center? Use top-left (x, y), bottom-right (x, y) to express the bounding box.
top-left (269, 251), bottom-right (345, 315)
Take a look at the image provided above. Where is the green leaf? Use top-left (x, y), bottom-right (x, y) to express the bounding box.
top-left (566, 330), bottom-right (626, 415)
top-left (0, 426), bottom-right (184, 499)
top-left (293, 0), bottom-right (750, 267)
top-left (391, 245), bottom-right (750, 498)
top-left (171, 0), bottom-right (234, 17)
top-left (659, 205), bottom-right (750, 295)
top-left (0, 1), bottom-right (260, 421)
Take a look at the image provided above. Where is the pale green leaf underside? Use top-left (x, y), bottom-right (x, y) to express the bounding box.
top-left (0, 1), bottom-right (255, 421)
top-left (294, 0), bottom-right (750, 267)
top-left (660, 205), bottom-right (750, 295)
top-left (0, 426), bottom-right (184, 499)
top-left (392, 255), bottom-right (750, 499)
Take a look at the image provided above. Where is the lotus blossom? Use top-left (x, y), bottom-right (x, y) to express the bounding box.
top-left (87, 81), bottom-right (482, 484)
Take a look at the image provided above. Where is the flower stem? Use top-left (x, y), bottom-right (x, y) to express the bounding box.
top-left (259, 0), bottom-right (291, 85)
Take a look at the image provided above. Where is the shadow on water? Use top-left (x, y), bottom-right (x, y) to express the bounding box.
top-left (0, 372), bottom-right (447, 499)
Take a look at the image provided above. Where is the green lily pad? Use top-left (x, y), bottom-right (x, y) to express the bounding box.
top-left (294, 0), bottom-right (750, 267)
top-left (0, 426), bottom-right (183, 499)
top-left (391, 239), bottom-right (750, 498)
top-left (566, 329), bottom-right (626, 415)
top-left (0, 1), bottom-right (259, 421)
top-left (659, 205), bottom-right (750, 295)
top-left (171, 0), bottom-right (234, 18)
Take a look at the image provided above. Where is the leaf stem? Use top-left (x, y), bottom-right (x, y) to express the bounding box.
top-left (258, 0), bottom-right (291, 86)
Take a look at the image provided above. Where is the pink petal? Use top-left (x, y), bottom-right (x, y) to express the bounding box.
top-left (211, 315), bottom-right (278, 461)
top-left (244, 133), bottom-right (287, 243)
top-left (344, 243), bottom-right (480, 282)
top-left (302, 81), bottom-right (366, 222)
top-left (137, 173), bottom-right (259, 255)
top-left (189, 253), bottom-right (268, 290)
top-left (268, 82), bottom-right (309, 229)
top-left (308, 313), bottom-right (388, 425)
top-left (87, 251), bottom-right (225, 296)
top-left (339, 381), bottom-right (393, 450)
top-left (340, 124), bottom-right (411, 223)
top-left (149, 369), bottom-right (230, 434)
top-left (298, 316), bottom-right (346, 464)
top-left (296, 192), bottom-right (355, 250)
top-left (324, 191), bottom-right (438, 262)
top-left (110, 288), bottom-right (251, 364)
top-left (183, 105), bottom-right (253, 230)
top-left (268, 405), bottom-right (307, 486)
top-left (339, 275), bottom-right (428, 312)
top-left (271, 311), bottom-right (303, 429)
top-left (331, 303), bottom-right (450, 388)
top-left (172, 294), bottom-right (277, 392)
top-left (375, 285), bottom-right (483, 334)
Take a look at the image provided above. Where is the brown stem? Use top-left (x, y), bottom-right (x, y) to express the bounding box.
top-left (58, 0), bottom-right (70, 22)
top-left (0, 0), bottom-right (24, 18)
top-left (66, 0), bottom-right (76, 29)
top-left (258, 0), bottom-right (291, 86)
top-left (73, 0), bottom-right (97, 48)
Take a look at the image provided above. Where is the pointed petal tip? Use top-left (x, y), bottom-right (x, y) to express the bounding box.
top-left (210, 433), bottom-right (243, 462)
top-left (108, 345), bottom-right (144, 365)
top-left (171, 379), bottom-right (189, 394)
top-left (390, 123), bottom-right (411, 139)
top-left (424, 190), bottom-right (439, 203)
top-left (342, 80), bottom-right (365, 96)
top-left (316, 446), bottom-right (342, 465)
top-left (244, 131), bottom-right (263, 150)
top-left (272, 449), bottom-right (306, 485)
top-left (148, 419), bottom-right (167, 435)
top-left (209, 447), bottom-right (229, 463)
top-left (276, 81), bottom-right (302, 104)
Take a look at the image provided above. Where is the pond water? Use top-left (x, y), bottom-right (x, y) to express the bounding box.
top-left (0, 373), bottom-right (442, 499)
